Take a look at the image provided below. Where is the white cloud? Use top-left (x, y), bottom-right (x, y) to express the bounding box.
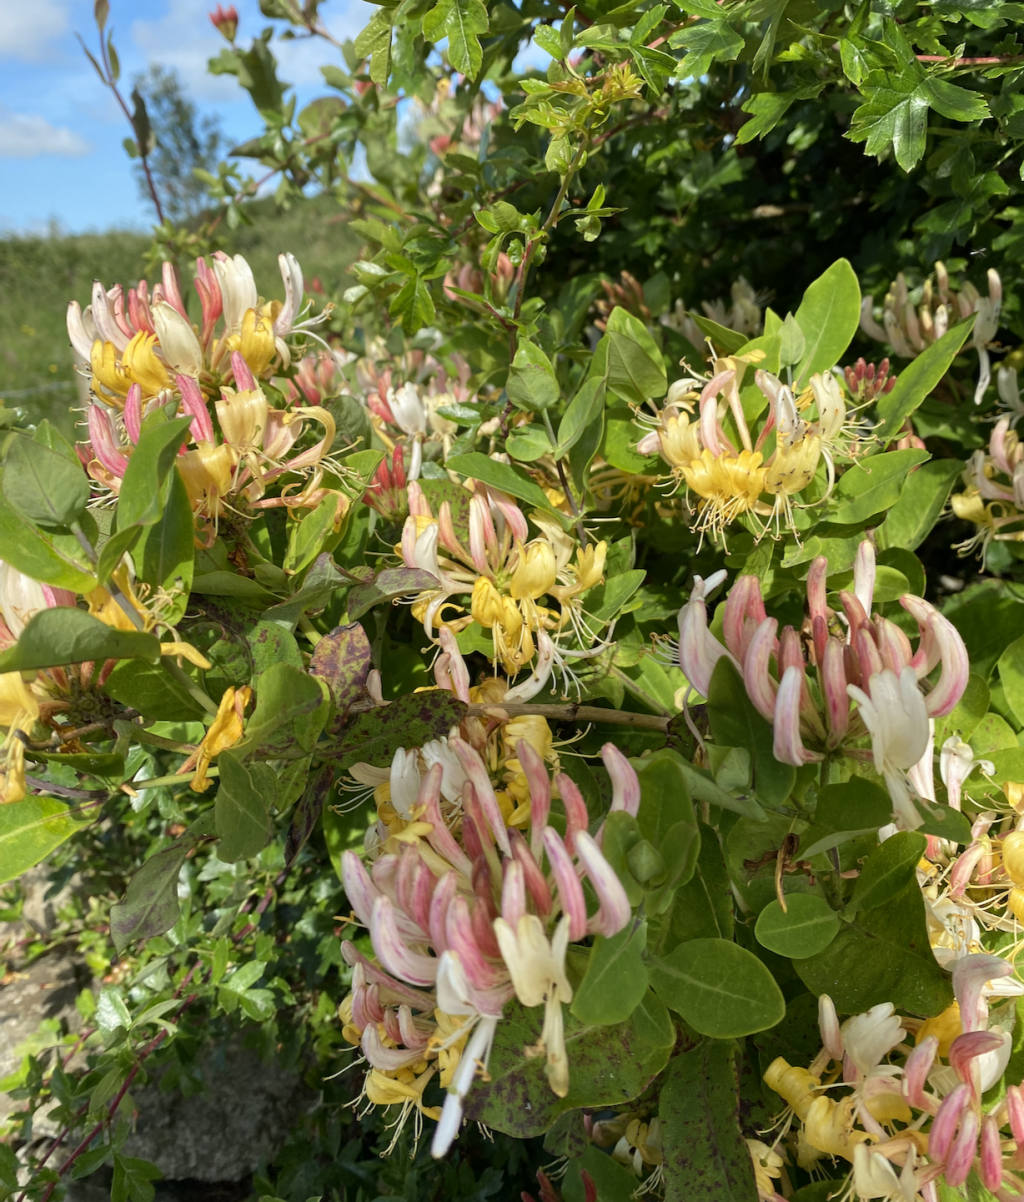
top-left (0, 0), bottom-right (70, 61)
top-left (0, 108), bottom-right (91, 157)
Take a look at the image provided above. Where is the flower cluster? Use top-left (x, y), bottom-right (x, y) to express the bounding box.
top-left (678, 541), bottom-right (969, 828)
top-left (399, 479), bottom-right (606, 676)
top-left (637, 362), bottom-right (856, 543)
top-left (763, 954), bottom-right (1024, 1200)
top-left (661, 275), bottom-right (764, 348)
top-left (952, 411), bottom-right (1024, 564)
top-left (73, 253), bottom-right (342, 541)
top-left (338, 737), bottom-right (638, 1156)
top-left (860, 262), bottom-right (1002, 404)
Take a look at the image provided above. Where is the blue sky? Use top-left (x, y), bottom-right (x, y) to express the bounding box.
top-left (0, 0), bottom-right (371, 234)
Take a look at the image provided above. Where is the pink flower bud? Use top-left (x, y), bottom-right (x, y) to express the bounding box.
top-left (543, 826), bottom-right (587, 941)
top-left (123, 383), bottom-right (142, 445)
top-left (230, 350), bottom-right (257, 392)
top-left (177, 374), bottom-right (215, 444)
top-left (979, 1114), bottom-right (1004, 1192)
top-left (930, 1083), bottom-right (970, 1161)
top-left (451, 737), bottom-right (511, 856)
top-left (723, 575), bottom-right (767, 662)
top-left (518, 739), bottom-right (551, 847)
top-left (821, 638), bottom-right (850, 746)
top-left (853, 541), bottom-right (876, 620)
top-left (501, 859), bottom-right (526, 928)
top-left (900, 595), bottom-right (969, 718)
top-left (903, 1035), bottom-right (937, 1109)
top-left (87, 404), bottom-right (128, 479)
top-left (602, 743), bottom-right (640, 817)
top-left (576, 830), bottom-right (631, 937)
top-left (945, 1107), bottom-right (981, 1188)
top-left (209, 4), bottom-right (238, 41)
top-left (557, 772), bottom-right (589, 855)
top-left (429, 871), bottom-right (456, 953)
top-left (953, 953), bottom-right (1014, 1032)
top-left (677, 571), bottom-right (736, 699)
top-left (774, 665), bottom-right (823, 766)
top-left (447, 895), bottom-right (502, 990)
top-left (510, 830), bottom-right (552, 916)
top-left (742, 617), bottom-right (779, 722)
top-left (370, 895), bottom-right (437, 986)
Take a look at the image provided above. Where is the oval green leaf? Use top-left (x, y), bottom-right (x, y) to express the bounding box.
top-left (755, 895), bottom-right (840, 959)
top-left (0, 607), bottom-right (160, 672)
top-left (649, 937), bottom-right (785, 1038)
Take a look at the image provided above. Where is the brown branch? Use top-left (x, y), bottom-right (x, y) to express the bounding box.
top-left (916, 53), bottom-right (1024, 67)
top-left (466, 701), bottom-right (671, 732)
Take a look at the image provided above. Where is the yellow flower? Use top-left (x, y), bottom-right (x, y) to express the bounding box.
top-left (364, 1066), bottom-right (441, 1121)
top-left (1003, 831), bottom-right (1024, 887)
top-left (471, 577), bottom-right (505, 628)
top-left (122, 332), bottom-right (170, 395)
top-left (763, 1057), bottom-right (819, 1121)
top-left (0, 671), bottom-right (40, 730)
top-left (802, 1095), bottom-right (870, 1161)
top-left (191, 685), bottom-right (252, 793)
top-left (216, 387), bottom-right (269, 453)
top-left (682, 448), bottom-right (766, 538)
top-left (659, 411), bottom-right (703, 469)
top-left (916, 1001), bottom-right (961, 1058)
top-left (225, 308), bottom-right (276, 377)
top-left (178, 443), bottom-right (237, 519)
top-left (1, 737), bottom-right (27, 805)
top-left (90, 340), bottom-right (131, 400)
top-left (509, 541), bottom-right (557, 601)
top-left (765, 433), bottom-right (821, 497)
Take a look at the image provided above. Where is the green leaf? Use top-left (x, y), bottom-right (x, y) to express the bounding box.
top-left (848, 831), bottom-right (927, 915)
top-left (0, 795), bottom-right (93, 882)
top-left (109, 843), bottom-right (188, 954)
top-left (798, 777), bottom-right (892, 859)
top-left (875, 320), bottom-right (976, 443)
top-left (109, 812), bottom-right (215, 952)
top-left (936, 673), bottom-right (989, 745)
top-left (684, 313), bottom-right (747, 355)
top-left (586, 569), bottom-right (646, 623)
top-left (507, 341), bottom-right (560, 413)
top-left (792, 259), bottom-right (861, 385)
top-left (112, 1154), bottom-right (160, 1202)
top-left (119, 418), bottom-right (193, 528)
top-left (447, 0), bottom-right (489, 77)
top-left (215, 752), bottom-right (273, 862)
top-left (707, 658), bottom-right (795, 807)
top-left (829, 448), bottom-right (931, 524)
top-left (736, 82), bottom-right (826, 144)
top-left (354, 8), bottom-right (393, 84)
top-left (876, 459), bottom-right (964, 552)
top-left (134, 470), bottom-right (194, 625)
top-left (105, 657), bottom-right (206, 721)
top-left (659, 1041), bottom-right (759, 1202)
top-left (0, 489), bottom-right (96, 592)
top-left (649, 937), bottom-right (785, 1038)
top-left (3, 435), bottom-right (89, 527)
top-left (447, 452), bottom-right (566, 519)
top-left (605, 308), bottom-right (667, 406)
top-left (390, 275), bottom-right (435, 334)
top-left (655, 822), bottom-right (733, 954)
top-left (464, 993), bottom-right (675, 1137)
top-left (507, 424), bottom-right (554, 462)
top-left (755, 895), bottom-right (841, 959)
top-left (998, 634), bottom-right (1024, 728)
top-left (796, 880), bottom-right (952, 1016)
top-left (234, 663), bottom-right (328, 758)
top-left (555, 376), bottom-right (606, 457)
top-left (326, 691), bottom-right (468, 772)
top-left (571, 920), bottom-right (649, 1025)
top-left (0, 608), bottom-right (160, 671)
top-left (670, 18), bottom-right (743, 77)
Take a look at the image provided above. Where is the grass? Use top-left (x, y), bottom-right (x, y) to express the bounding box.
top-left (0, 193), bottom-right (363, 437)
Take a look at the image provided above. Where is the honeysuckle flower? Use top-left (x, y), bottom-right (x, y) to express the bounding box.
top-left (940, 738), bottom-right (994, 811)
top-left (852, 1143), bottom-right (920, 1201)
top-left (639, 359), bottom-right (861, 543)
top-left (338, 738), bottom-right (636, 1156)
top-left (680, 541), bottom-right (969, 826)
top-left (182, 685), bottom-right (252, 793)
top-left (843, 1004), bottom-right (907, 1078)
top-left (861, 262), bottom-right (1002, 404)
top-left (0, 563), bottom-right (76, 639)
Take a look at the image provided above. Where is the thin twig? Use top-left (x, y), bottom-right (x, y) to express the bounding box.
top-left (916, 53), bottom-right (1024, 67)
top-left (465, 701), bottom-right (670, 732)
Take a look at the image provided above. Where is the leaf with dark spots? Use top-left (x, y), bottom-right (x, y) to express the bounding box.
top-left (246, 620), bottom-right (303, 677)
top-left (659, 1040), bottom-right (759, 1202)
top-left (346, 567), bottom-right (439, 621)
top-left (326, 692), bottom-right (468, 772)
top-left (285, 763), bottom-right (334, 866)
top-left (464, 993), bottom-right (675, 1138)
top-left (309, 623), bottom-right (373, 720)
top-left (110, 811), bottom-right (216, 953)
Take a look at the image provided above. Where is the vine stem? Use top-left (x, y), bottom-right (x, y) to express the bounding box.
top-left (916, 53), bottom-right (1024, 66)
top-left (466, 701), bottom-right (670, 732)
